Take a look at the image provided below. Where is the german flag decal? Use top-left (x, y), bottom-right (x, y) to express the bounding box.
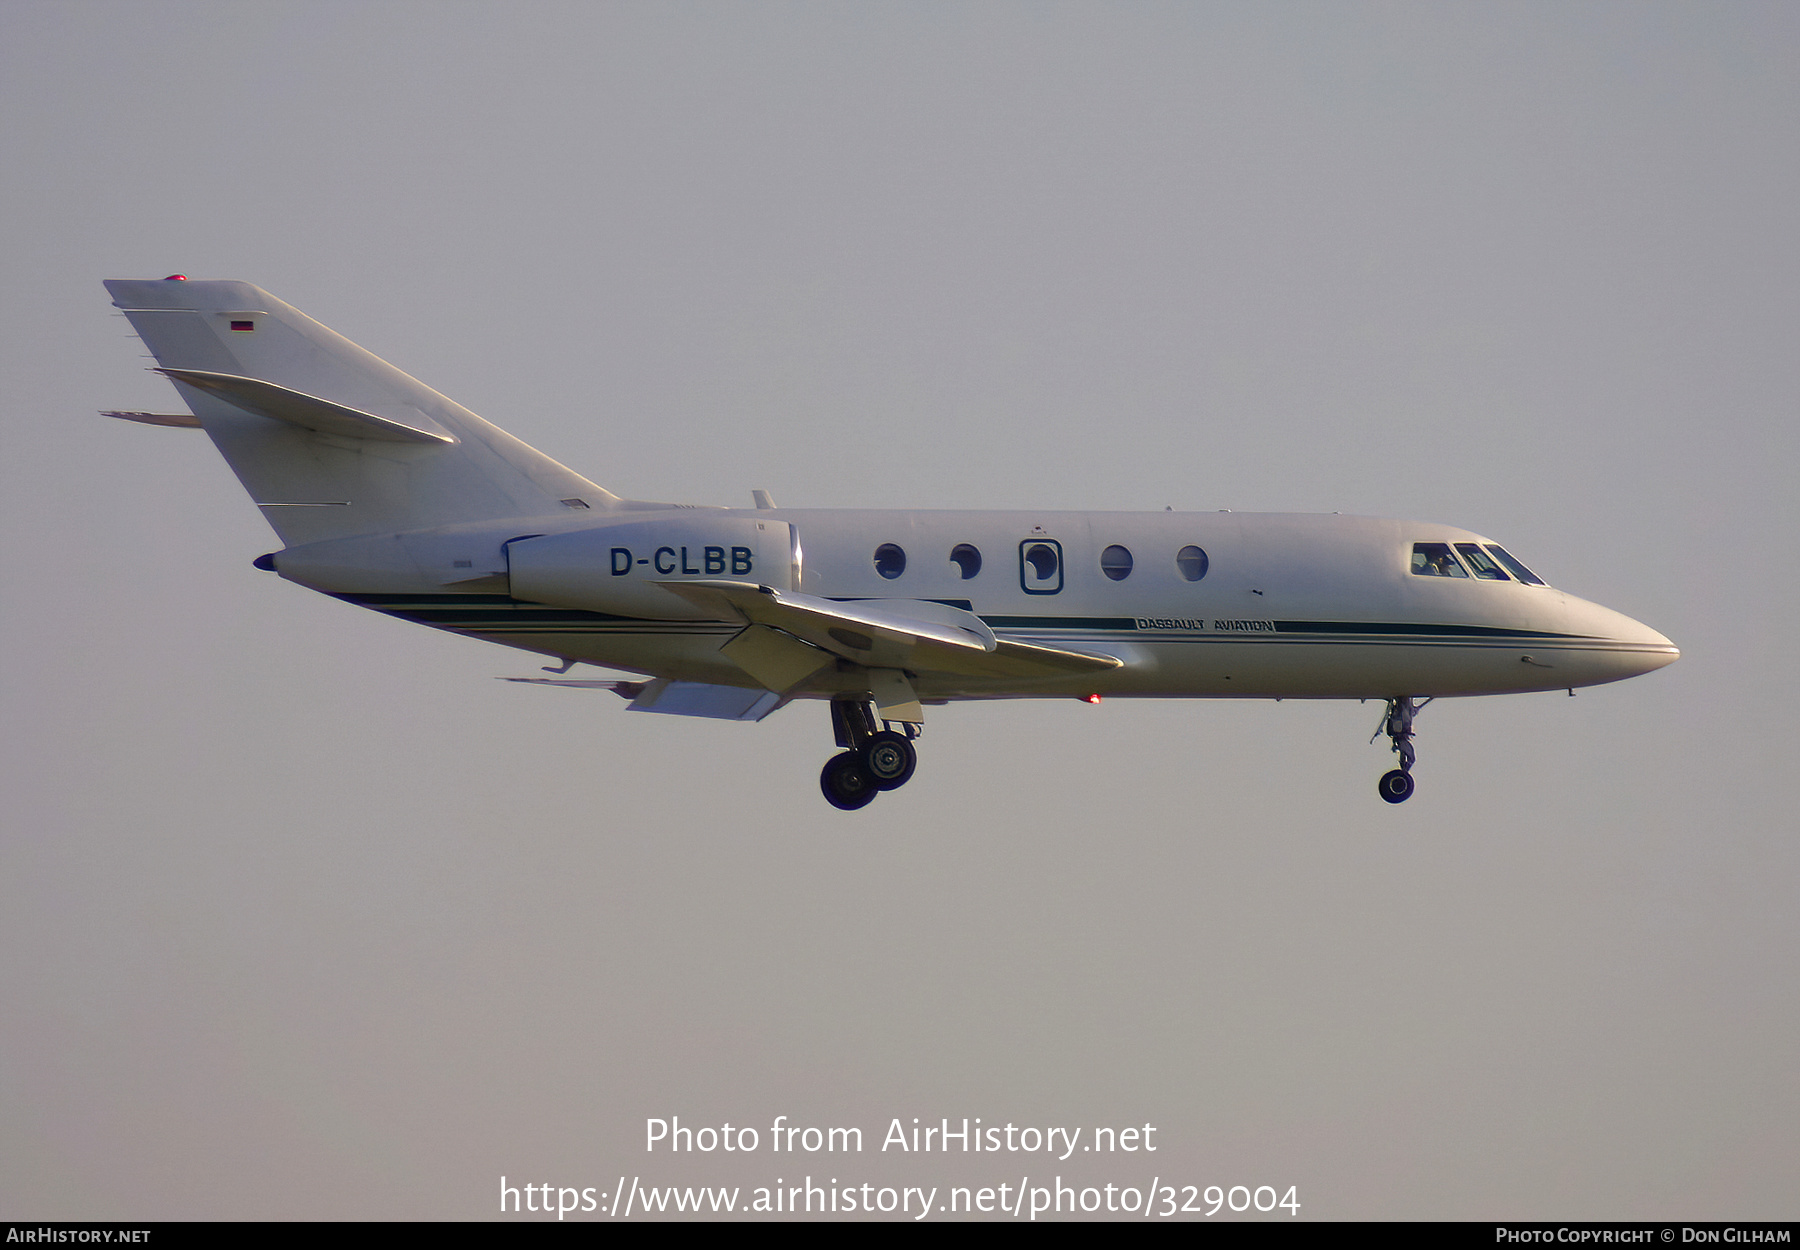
top-left (229, 320), bottom-right (254, 332)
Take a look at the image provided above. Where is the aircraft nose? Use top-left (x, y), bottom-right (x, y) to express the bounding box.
top-left (1562, 595), bottom-right (1679, 681)
top-left (1623, 620), bottom-right (1680, 675)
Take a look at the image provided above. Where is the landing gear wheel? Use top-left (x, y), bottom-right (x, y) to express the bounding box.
top-left (861, 730), bottom-right (917, 790)
top-left (821, 752), bottom-right (879, 810)
top-left (1378, 769), bottom-right (1415, 804)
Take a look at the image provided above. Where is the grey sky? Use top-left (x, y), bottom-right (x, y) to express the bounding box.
top-left (2, 1), bottom-right (1795, 1219)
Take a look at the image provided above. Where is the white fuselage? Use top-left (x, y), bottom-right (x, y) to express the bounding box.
top-left (286, 507), bottom-right (1678, 703)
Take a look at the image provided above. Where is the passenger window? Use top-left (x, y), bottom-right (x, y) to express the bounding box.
top-left (1019, 540), bottom-right (1063, 594)
top-left (950, 543), bottom-right (982, 579)
top-left (873, 543), bottom-right (906, 580)
top-left (1455, 543), bottom-right (1510, 580)
top-left (1176, 545), bottom-right (1209, 582)
top-left (1100, 544), bottom-right (1133, 581)
top-left (1484, 545), bottom-right (1546, 585)
top-left (1411, 542), bottom-right (1469, 577)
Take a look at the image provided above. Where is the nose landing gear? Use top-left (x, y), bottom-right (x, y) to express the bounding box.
top-left (820, 698), bottom-right (920, 810)
top-left (1373, 696), bottom-right (1431, 804)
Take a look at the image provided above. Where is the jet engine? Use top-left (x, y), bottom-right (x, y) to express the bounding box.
top-left (506, 516), bottom-right (799, 619)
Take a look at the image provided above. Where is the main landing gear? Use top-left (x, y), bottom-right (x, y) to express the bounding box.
top-left (1373, 696), bottom-right (1431, 804)
top-left (820, 698), bottom-right (919, 811)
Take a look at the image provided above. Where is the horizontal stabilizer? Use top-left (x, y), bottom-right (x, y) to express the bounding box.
top-left (155, 368), bottom-right (457, 444)
top-left (101, 410), bottom-right (203, 428)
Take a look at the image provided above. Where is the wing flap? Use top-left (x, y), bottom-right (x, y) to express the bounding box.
top-left (502, 676), bottom-right (784, 721)
top-left (719, 624), bottom-right (835, 693)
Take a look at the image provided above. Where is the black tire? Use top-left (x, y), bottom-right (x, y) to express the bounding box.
top-left (821, 752), bottom-right (879, 810)
top-left (1378, 769), bottom-right (1415, 804)
top-left (861, 730), bottom-right (917, 790)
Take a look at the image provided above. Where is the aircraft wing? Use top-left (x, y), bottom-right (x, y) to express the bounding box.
top-left (656, 580), bottom-right (1123, 684)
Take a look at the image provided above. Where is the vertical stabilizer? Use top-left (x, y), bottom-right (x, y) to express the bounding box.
top-left (105, 278), bottom-right (617, 545)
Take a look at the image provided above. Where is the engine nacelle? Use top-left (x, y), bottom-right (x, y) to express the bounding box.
top-left (506, 516), bottom-right (799, 619)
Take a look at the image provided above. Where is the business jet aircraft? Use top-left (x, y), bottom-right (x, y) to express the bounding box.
top-left (104, 277), bottom-right (1678, 809)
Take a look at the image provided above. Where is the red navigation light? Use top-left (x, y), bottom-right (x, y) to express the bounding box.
top-left (164, 274), bottom-right (188, 281)
top-left (1085, 693), bottom-right (1102, 704)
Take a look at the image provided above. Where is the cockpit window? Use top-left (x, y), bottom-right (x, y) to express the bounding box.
top-left (1455, 543), bottom-right (1510, 580)
top-left (1484, 545), bottom-right (1546, 585)
top-left (1411, 543), bottom-right (1469, 578)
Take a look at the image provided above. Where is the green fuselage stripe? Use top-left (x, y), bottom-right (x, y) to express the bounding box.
top-left (334, 593), bottom-right (1596, 644)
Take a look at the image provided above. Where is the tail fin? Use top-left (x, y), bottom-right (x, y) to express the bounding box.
top-left (105, 278), bottom-right (617, 546)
